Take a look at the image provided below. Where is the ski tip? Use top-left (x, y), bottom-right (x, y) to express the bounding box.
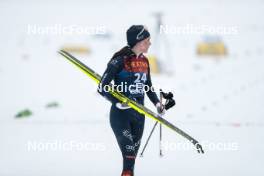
top-left (192, 140), bottom-right (205, 154)
top-left (58, 50), bottom-right (65, 54)
top-left (58, 50), bottom-right (63, 55)
top-left (58, 50), bottom-right (70, 58)
top-left (196, 143), bottom-right (205, 154)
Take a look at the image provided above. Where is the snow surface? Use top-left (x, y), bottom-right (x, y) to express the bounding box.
top-left (0, 0), bottom-right (264, 175)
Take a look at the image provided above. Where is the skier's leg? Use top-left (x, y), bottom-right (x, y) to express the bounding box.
top-left (130, 113), bottom-right (145, 157)
top-left (110, 105), bottom-right (136, 173)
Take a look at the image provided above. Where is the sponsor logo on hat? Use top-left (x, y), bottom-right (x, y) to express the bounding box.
top-left (136, 27), bottom-right (145, 40)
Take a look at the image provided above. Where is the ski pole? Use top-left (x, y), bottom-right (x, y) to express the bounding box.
top-left (140, 91), bottom-right (164, 157)
top-left (159, 91), bottom-right (163, 157)
top-left (140, 121), bottom-right (159, 157)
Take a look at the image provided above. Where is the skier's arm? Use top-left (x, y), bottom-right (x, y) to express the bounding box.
top-left (97, 57), bottom-right (123, 104)
top-left (146, 72), bottom-right (167, 115)
top-left (146, 66), bottom-right (160, 106)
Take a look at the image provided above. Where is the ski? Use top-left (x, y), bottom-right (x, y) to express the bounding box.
top-left (58, 50), bottom-right (204, 154)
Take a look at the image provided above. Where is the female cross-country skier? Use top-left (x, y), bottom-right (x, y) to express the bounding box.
top-left (98, 25), bottom-right (166, 176)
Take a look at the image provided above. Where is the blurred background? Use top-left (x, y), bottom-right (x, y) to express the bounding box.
top-left (0, 0), bottom-right (264, 175)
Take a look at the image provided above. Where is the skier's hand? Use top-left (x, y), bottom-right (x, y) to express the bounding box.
top-left (156, 102), bottom-right (165, 115)
top-left (116, 102), bottom-right (131, 110)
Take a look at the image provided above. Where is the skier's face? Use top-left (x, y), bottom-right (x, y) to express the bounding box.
top-left (138, 37), bottom-right (151, 53)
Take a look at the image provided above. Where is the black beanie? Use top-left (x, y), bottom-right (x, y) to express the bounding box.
top-left (126, 25), bottom-right (150, 48)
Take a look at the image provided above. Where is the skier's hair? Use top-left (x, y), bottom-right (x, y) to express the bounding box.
top-left (111, 46), bottom-right (133, 60)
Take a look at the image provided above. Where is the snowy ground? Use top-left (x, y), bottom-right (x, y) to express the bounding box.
top-left (0, 0), bottom-right (264, 175)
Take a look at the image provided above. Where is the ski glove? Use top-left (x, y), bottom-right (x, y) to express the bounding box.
top-left (160, 89), bottom-right (176, 110)
top-left (164, 98), bottom-right (176, 110)
top-left (160, 90), bottom-right (174, 99)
